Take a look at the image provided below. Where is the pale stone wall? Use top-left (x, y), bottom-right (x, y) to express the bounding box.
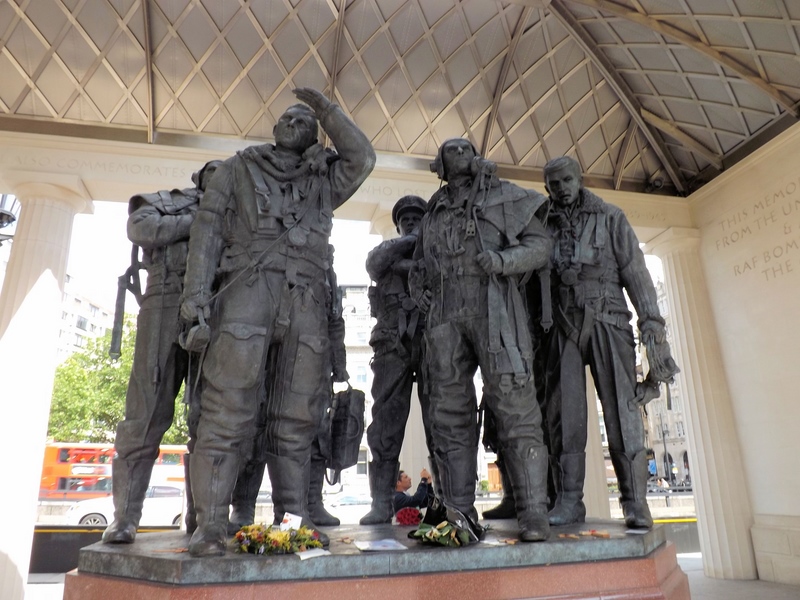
top-left (689, 123), bottom-right (800, 584)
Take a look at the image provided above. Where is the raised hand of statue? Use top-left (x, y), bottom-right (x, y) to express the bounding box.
top-left (293, 87), bottom-right (331, 116)
top-left (476, 250), bottom-right (503, 275)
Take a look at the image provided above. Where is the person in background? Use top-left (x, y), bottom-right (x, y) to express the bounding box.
top-left (394, 468), bottom-right (434, 513)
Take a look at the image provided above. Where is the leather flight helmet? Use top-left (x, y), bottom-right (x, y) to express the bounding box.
top-left (429, 138), bottom-right (479, 180)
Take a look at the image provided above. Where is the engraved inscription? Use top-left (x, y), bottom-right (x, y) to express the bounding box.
top-left (8, 154), bottom-right (188, 179)
top-left (719, 178), bottom-right (800, 283)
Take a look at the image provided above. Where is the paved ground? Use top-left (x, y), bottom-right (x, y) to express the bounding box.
top-left (678, 553), bottom-right (800, 600)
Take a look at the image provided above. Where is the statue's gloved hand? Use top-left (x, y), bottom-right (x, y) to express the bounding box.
top-left (332, 366), bottom-right (349, 383)
top-left (416, 290), bottom-right (432, 313)
top-left (640, 318), bottom-right (680, 385)
top-left (476, 251), bottom-right (503, 275)
top-left (180, 297), bottom-right (210, 324)
top-left (631, 374), bottom-right (662, 409)
top-left (293, 87), bottom-right (331, 116)
top-left (470, 156), bottom-right (497, 177)
top-left (178, 298), bottom-right (211, 353)
top-left (639, 318), bottom-right (666, 345)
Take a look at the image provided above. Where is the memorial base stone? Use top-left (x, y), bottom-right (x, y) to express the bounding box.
top-left (64, 519), bottom-right (689, 599)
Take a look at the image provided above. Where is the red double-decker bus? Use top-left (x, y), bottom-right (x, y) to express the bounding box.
top-left (39, 443), bottom-right (187, 500)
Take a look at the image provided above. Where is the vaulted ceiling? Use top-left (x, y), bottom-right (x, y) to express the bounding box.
top-left (1, 0), bottom-right (798, 196)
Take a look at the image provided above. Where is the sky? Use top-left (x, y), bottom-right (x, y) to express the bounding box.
top-left (66, 201), bottom-right (383, 310)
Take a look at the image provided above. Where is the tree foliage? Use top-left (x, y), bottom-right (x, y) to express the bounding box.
top-left (48, 316), bottom-right (189, 445)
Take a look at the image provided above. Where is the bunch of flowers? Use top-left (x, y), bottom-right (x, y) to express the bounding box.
top-left (410, 520), bottom-right (473, 547)
top-left (234, 523), bottom-right (323, 555)
top-left (395, 507), bottom-right (423, 526)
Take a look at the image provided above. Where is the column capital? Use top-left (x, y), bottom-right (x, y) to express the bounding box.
top-left (4, 172), bottom-right (93, 215)
top-left (644, 227), bottom-right (700, 258)
top-left (371, 213), bottom-right (398, 240)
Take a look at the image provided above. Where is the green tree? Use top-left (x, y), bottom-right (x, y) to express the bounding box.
top-left (48, 316), bottom-right (189, 445)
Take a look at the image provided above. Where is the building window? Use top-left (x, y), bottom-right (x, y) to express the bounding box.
top-left (357, 449), bottom-right (367, 475)
top-left (76, 316), bottom-right (88, 331)
top-left (355, 366), bottom-right (368, 384)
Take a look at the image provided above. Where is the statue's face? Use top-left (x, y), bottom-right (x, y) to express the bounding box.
top-left (441, 139), bottom-right (476, 180)
top-left (397, 211), bottom-right (423, 236)
top-left (274, 106), bottom-right (318, 152)
top-left (545, 163), bottom-right (582, 207)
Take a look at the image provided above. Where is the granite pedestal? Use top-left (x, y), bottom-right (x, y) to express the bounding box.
top-left (63, 519), bottom-right (689, 599)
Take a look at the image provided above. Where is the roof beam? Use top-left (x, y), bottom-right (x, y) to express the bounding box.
top-left (481, 6), bottom-right (533, 157)
top-left (641, 109), bottom-right (723, 170)
top-left (547, 1), bottom-right (687, 193)
top-left (142, 0), bottom-right (155, 144)
top-left (614, 122), bottom-right (637, 190)
top-left (328, 0), bottom-right (347, 103)
top-left (688, 111), bottom-right (797, 189)
top-left (319, 0), bottom-right (347, 147)
top-left (563, 0), bottom-right (799, 116)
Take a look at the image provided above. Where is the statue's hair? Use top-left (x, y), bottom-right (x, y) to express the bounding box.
top-left (286, 103), bottom-right (317, 120)
top-left (544, 156), bottom-right (581, 176)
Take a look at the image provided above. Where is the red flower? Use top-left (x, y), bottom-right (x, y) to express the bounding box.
top-left (396, 507), bottom-right (422, 526)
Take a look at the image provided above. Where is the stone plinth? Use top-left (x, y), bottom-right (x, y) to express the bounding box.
top-left (64, 520), bottom-right (689, 599)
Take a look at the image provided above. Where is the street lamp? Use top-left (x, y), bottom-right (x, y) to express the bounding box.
top-left (0, 195), bottom-right (20, 246)
top-left (658, 411), bottom-right (672, 485)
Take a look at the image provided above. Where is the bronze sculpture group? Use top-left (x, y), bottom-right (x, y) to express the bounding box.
top-left (104, 87), bottom-right (678, 557)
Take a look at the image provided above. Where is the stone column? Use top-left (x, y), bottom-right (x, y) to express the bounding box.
top-left (0, 183), bottom-right (90, 600)
top-left (646, 227), bottom-right (756, 579)
top-left (584, 369), bottom-right (611, 519)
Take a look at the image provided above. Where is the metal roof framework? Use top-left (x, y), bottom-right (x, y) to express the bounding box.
top-left (0, 0), bottom-right (798, 195)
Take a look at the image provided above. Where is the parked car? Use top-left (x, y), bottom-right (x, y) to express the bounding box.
top-left (65, 485), bottom-right (184, 527)
top-left (326, 492), bottom-right (372, 525)
top-left (329, 493), bottom-right (372, 507)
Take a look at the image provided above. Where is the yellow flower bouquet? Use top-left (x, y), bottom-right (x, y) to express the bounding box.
top-left (234, 523), bottom-right (323, 555)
